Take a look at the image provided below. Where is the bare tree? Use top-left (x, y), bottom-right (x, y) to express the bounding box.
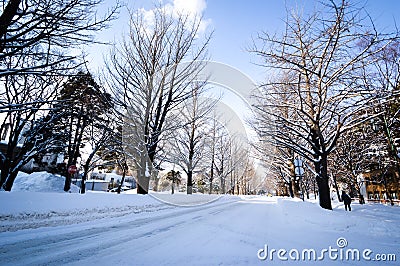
top-left (0, 73), bottom-right (62, 190)
top-left (368, 40), bottom-right (400, 180)
top-left (252, 72), bottom-right (303, 198)
top-left (0, 0), bottom-right (118, 77)
top-left (229, 139), bottom-right (251, 195)
top-left (80, 113), bottom-right (116, 194)
top-left (203, 111), bottom-right (229, 194)
top-left (168, 84), bottom-right (217, 194)
top-left (330, 125), bottom-right (370, 203)
top-left (250, 0), bottom-right (399, 210)
top-left (213, 130), bottom-right (239, 194)
top-left (203, 112), bottom-right (250, 195)
top-left (106, 5), bottom-right (211, 194)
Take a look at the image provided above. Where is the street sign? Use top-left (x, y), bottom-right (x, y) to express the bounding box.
top-left (68, 165), bottom-right (78, 174)
top-left (294, 158), bottom-right (304, 175)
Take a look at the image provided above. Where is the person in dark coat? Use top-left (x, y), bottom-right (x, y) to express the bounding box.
top-left (341, 191), bottom-right (352, 211)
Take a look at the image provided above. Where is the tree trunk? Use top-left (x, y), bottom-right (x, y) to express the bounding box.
top-left (316, 177), bottom-right (331, 209)
top-left (1, 148), bottom-right (26, 191)
top-left (332, 174), bottom-right (341, 202)
top-left (64, 112), bottom-right (86, 192)
top-left (289, 160), bottom-right (300, 197)
top-left (81, 169), bottom-right (88, 194)
top-left (315, 155), bottom-right (332, 210)
top-left (137, 166), bottom-right (150, 194)
top-left (153, 176), bottom-right (160, 192)
top-left (0, 0), bottom-right (22, 48)
top-left (64, 173), bottom-right (71, 192)
top-left (64, 120), bottom-right (74, 192)
top-left (117, 167), bottom-right (127, 194)
top-left (3, 171), bottom-right (18, 191)
top-left (220, 176), bottom-right (225, 194)
top-left (171, 182), bottom-right (175, 194)
top-left (382, 176), bottom-right (394, 206)
top-left (313, 180), bottom-right (317, 199)
top-left (230, 171), bottom-right (234, 194)
top-left (137, 151), bottom-right (150, 194)
top-left (187, 170), bottom-right (193, 194)
top-left (357, 188), bottom-right (365, 204)
top-left (292, 178), bottom-right (300, 198)
top-left (0, 159), bottom-right (11, 189)
top-left (288, 181), bottom-right (294, 197)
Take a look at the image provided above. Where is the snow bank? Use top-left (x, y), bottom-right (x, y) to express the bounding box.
top-left (11, 171), bottom-right (79, 193)
top-left (0, 191), bottom-right (171, 233)
top-left (0, 191), bottom-right (158, 216)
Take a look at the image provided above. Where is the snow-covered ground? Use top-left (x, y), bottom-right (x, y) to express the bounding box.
top-left (0, 173), bottom-right (399, 265)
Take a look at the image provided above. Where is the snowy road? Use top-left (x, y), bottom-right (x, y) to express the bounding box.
top-left (0, 196), bottom-right (246, 265)
top-left (0, 195), bottom-right (399, 265)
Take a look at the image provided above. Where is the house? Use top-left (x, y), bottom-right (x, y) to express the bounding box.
top-left (359, 168), bottom-right (400, 205)
top-left (80, 179), bottom-right (109, 192)
top-left (0, 120), bottom-right (64, 174)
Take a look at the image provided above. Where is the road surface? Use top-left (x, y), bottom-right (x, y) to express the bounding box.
top-left (0, 196), bottom-right (398, 266)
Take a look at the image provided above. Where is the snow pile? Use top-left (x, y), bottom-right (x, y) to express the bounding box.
top-left (11, 171), bottom-right (79, 193)
top-left (0, 191), bottom-right (154, 216)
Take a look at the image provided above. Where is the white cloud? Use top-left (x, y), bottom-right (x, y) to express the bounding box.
top-left (172, 0), bottom-right (207, 16)
top-left (137, 0), bottom-right (211, 34)
top-left (138, 7), bottom-right (156, 27)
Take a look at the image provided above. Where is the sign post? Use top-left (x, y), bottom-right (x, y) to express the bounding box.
top-left (67, 165), bottom-right (78, 192)
top-left (294, 158), bottom-right (305, 201)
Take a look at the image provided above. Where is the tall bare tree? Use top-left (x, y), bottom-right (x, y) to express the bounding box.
top-left (250, 0), bottom-right (399, 209)
top-left (80, 110), bottom-right (116, 194)
top-left (365, 41), bottom-right (400, 177)
top-left (252, 72), bottom-right (302, 198)
top-left (0, 73), bottom-right (62, 190)
top-left (228, 137), bottom-right (250, 195)
top-left (168, 84), bottom-right (217, 194)
top-left (0, 0), bottom-right (118, 77)
top-left (106, 6), bottom-right (211, 194)
top-left (330, 125), bottom-right (370, 203)
top-left (0, 0), bottom-right (118, 191)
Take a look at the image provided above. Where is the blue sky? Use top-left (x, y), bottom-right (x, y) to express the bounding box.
top-left (88, 0), bottom-right (400, 83)
top-left (83, 0), bottom-right (400, 163)
top-left (205, 0), bottom-right (400, 82)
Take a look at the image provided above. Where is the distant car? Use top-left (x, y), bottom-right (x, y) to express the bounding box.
top-left (109, 186), bottom-right (131, 193)
top-left (257, 190), bottom-right (266, 195)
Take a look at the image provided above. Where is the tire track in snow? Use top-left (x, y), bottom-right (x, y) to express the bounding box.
top-left (0, 204), bottom-right (172, 233)
top-left (0, 198), bottom-right (239, 265)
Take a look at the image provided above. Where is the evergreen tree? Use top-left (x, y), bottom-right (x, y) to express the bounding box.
top-left (166, 170), bottom-right (182, 194)
top-left (53, 72), bottom-right (112, 191)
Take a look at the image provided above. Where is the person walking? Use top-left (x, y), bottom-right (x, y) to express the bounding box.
top-left (341, 191), bottom-right (352, 211)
